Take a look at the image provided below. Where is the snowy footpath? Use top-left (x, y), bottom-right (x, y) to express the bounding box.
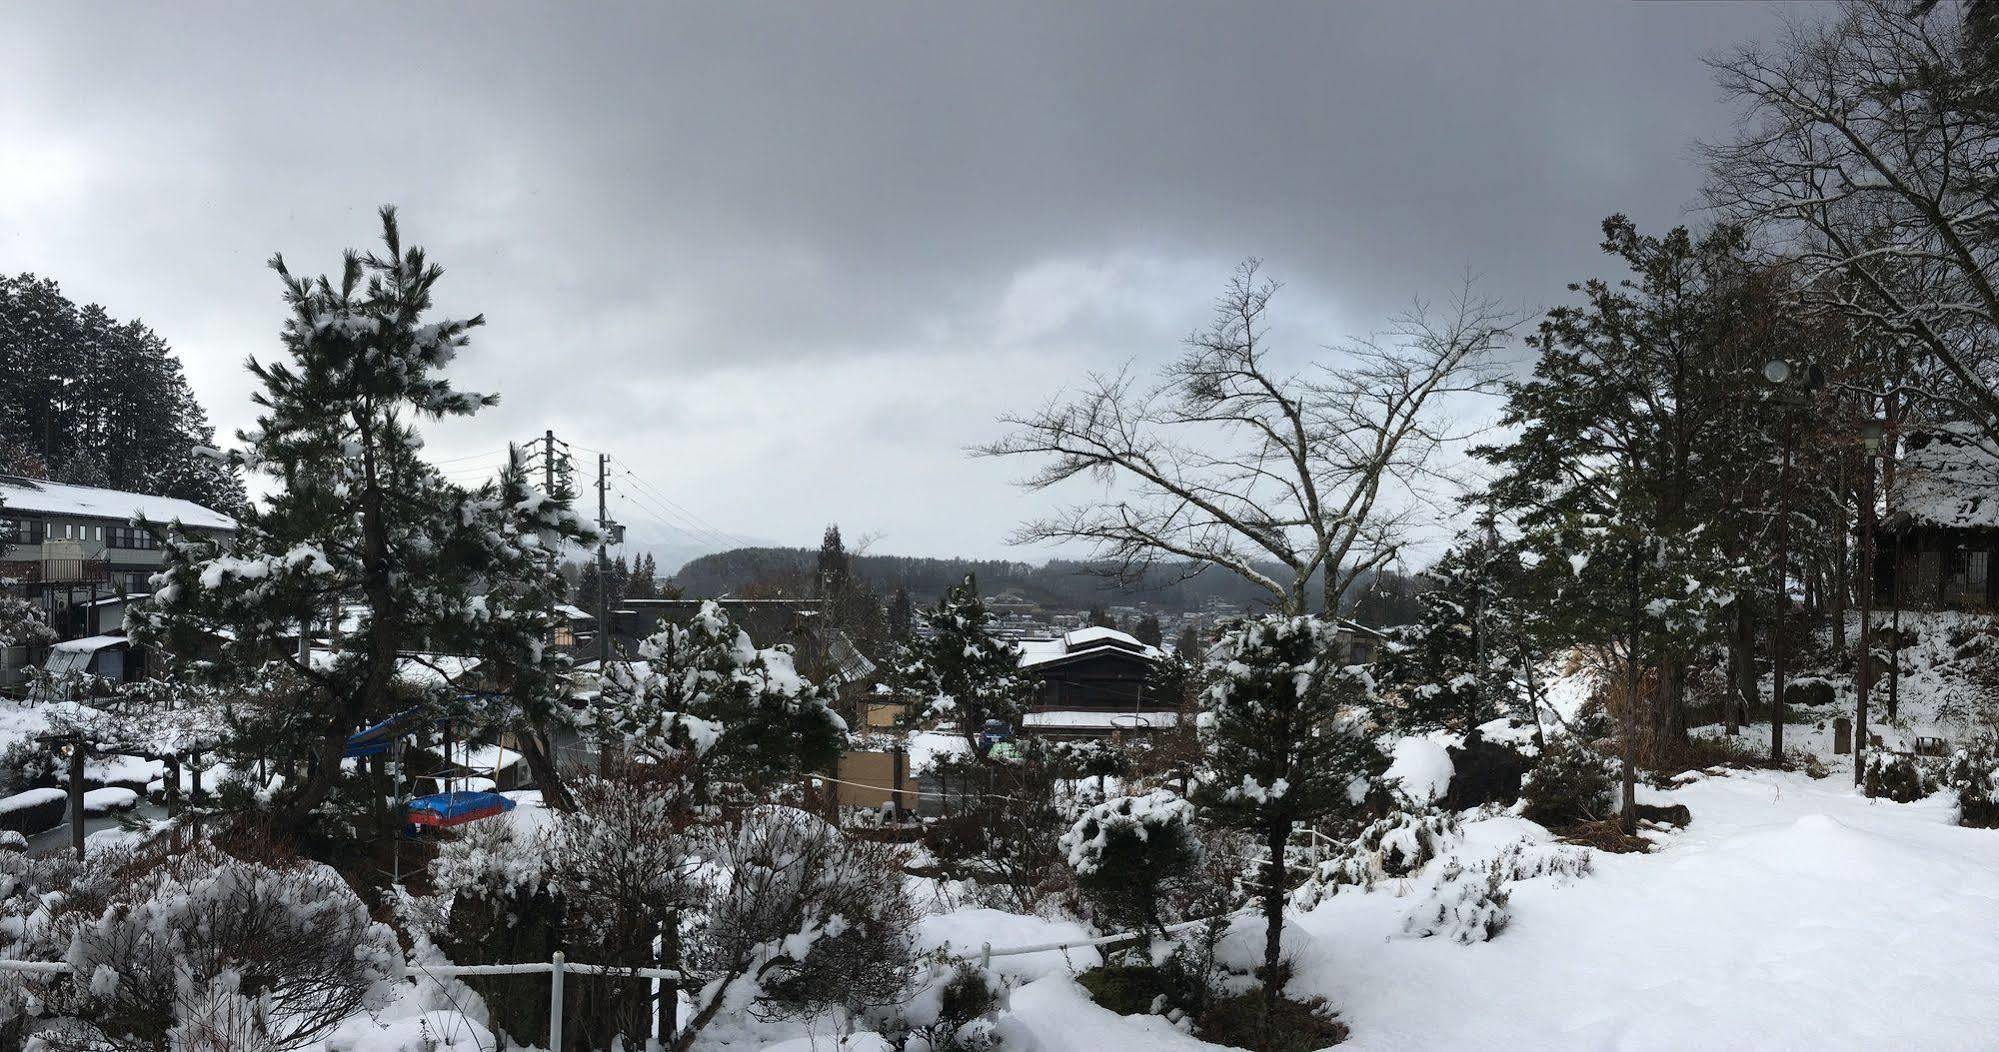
top-left (988, 769), bottom-right (1999, 1052)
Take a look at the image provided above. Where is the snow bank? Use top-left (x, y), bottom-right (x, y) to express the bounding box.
top-left (82, 787), bottom-right (137, 813)
top-left (0, 788), bottom-right (65, 813)
top-left (913, 909), bottom-right (1102, 979)
top-left (1384, 736), bottom-right (1454, 806)
top-left (1289, 769), bottom-right (1999, 1049)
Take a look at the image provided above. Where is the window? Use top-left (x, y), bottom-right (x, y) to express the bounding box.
top-left (105, 526), bottom-right (157, 551)
top-left (1953, 549), bottom-right (1992, 605)
top-left (62, 523), bottom-right (73, 539)
top-left (93, 525), bottom-right (102, 541)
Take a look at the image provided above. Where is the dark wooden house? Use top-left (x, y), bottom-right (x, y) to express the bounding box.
top-left (1875, 425), bottom-right (1999, 610)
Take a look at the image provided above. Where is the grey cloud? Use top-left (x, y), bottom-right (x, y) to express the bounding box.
top-left (3, 1), bottom-right (1792, 560)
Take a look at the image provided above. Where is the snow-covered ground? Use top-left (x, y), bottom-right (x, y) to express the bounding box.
top-left (962, 767), bottom-right (1999, 1052)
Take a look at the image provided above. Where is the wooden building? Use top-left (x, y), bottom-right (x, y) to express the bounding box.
top-left (1876, 425), bottom-right (1999, 610)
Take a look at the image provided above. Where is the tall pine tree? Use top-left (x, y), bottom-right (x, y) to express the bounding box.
top-left (135, 207), bottom-right (594, 833)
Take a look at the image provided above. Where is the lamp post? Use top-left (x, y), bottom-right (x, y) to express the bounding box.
top-left (1760, 358), bottom-right (1821, 764)
top-left (1856, 417), bottom-right (1885, 785)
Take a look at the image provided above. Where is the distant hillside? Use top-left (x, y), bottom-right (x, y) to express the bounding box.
top-left (670, 546), bottom-right (1427, 621)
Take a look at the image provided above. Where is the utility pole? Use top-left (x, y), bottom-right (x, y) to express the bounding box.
top-left (596, 452), bottom-right (611, 670)
top-left (1856, 418), bottom-right (1882, 785)
top-left (543, 429), bottom-right (557, 495)
top-left (1771, 412), bottom-right (1793, 764)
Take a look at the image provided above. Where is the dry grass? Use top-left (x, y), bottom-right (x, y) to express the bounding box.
top-left (1559, 819), bottom-right (1653, 854)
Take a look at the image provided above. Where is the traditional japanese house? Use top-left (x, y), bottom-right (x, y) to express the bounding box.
top-left (1876, 424), bottom-right (1999, 610)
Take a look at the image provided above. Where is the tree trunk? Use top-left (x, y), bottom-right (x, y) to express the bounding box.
top-left (1260, 817), bottom-right (1293, 1047)
top-left (1728, 603), bottom-right (1756, 735)
top-left (516, 728), bottom-right (576, 812)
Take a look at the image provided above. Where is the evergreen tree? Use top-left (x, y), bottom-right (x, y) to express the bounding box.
top-left (609, 554), bottom-right (631, 604)
top-left (816, 524), bottom-right (850, 597)
top-left (1174, 623), bottom-right (1202, 661)
top-left (1087, 604), bottom-right (1113, 629)
top-left (600, 600), bottom-right (843, 794)
top-left (134, 207), bottom-right (593, 833)
top-left (575, 559), bottom-right (603, 613)
top-left (0, 273), bottom-right (246, 512)
top-left (1374, 532), bottom-right (1535, 747)
top-left (900, 575), bottom-right (1034, 751)
top-left (1481, 216), bottom-right (1770, 774)
top-left (1195, 614), bottom-right (1387, 1028)
top-left (626, 552), bottom-right (658, 600)
top-left (887, 586), bottom-right (914, 643)
top-left (1132, 614), bottom-right (1164, 648)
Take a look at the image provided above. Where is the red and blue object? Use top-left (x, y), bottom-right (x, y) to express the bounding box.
top-left (405, 790), bottom-right (515, 830)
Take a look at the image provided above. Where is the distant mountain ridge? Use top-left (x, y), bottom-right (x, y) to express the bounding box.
top-left (671, 546), bottom-right (1425, 620)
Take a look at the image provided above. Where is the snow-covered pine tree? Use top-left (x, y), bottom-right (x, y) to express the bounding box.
top-left (1375, 532), bottom-right (1535, 746)
top-left (1195, 614), bottom-right (1386, 1026)
top-left (887, 586), bottom-right (913, 642)
top-left (599, 600), bottom-right (843, 796)
top-left (135, 207), bottom-right (592, 834)
top-left (449, 447), bottom-right (598, 810)
top-left (899, 574), bottom-right (1033, 751)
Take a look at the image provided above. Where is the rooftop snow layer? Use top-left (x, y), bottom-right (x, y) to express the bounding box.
top-left (1887, 423), bottom-right (1999, 530)
top-left (0, 476), bottom-right (236, 531)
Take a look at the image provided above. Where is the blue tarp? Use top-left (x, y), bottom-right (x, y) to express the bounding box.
top-left (406, 790), bottom-right (515, 824)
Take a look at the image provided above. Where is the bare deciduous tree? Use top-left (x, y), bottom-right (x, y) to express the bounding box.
top-left (980, 261), bottom-right (1515, 615)
top-left (1703, 0), bottom-right (1999, 436)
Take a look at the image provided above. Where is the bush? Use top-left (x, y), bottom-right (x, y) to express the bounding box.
top-left (1863, 753), bottom-right (1937, 803)
top-left (688, 807), bottom-right (917, 1027)
top-left (919, 755), bottom-right (1070, 912)
top-left (891, 959), bottom-right (1012, 1051)
top-left (1195, 991), bottom-right (1348, 1051)
top-left (1520, 738), bottom-right (1615, 828)
top-left (1060, 790), bottom-right (1202, 939)
top-left (1942, 742), bottom-right (1999, 828)
top-left (1076, 963), bottom-right (1174, 1017)
top-left (32, 845), bottom-right (401, 1052)
top-left (1402, 859), bottom-right (1509, 944)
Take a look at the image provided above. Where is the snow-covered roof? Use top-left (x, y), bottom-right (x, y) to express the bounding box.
top-left (0, 476), bottom-right (236, 531)
top-left (1021, 709), bottom-right (1181, 729)
top-left (1887, 424), bottom-right (1999, 530)
top-left (50, 635), bottom-right (129, 655)
top-left (554, 603), bottom-right (595, 621)
top-left (1018, 626), bottom-right (1163, 669)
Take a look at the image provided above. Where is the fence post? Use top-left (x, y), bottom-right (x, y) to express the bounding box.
top-left (548, 950), bottom-right (565, 1052)
top-left (979, 942), bottom-right (991, 969)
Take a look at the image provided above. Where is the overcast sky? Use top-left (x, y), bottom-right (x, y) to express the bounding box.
top-left (2, 1), bottom-right (1797, 568)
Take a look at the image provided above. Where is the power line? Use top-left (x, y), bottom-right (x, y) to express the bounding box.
top-left (614, 464), bottom-right (755, 548)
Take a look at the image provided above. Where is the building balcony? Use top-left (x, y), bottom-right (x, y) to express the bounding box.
top-left (0, 559), bottom-right (113, 585)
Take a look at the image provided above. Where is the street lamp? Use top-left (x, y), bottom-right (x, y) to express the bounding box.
top-left (1855, 416), bottom-right (1886, 785)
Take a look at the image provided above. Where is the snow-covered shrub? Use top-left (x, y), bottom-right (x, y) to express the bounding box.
top-left (1863, 752), bottom-right (1938, 803)
top-left (1520, 737), bottom-right (1615, 827)
top-left (1060, 790), bottom-right (1202, 939)
top-left (885, 957), bottom-right (1016, 1052)
top-left (0, 739), bottom-right (56, 797)
top-left (1403, 858), bottom-right (1510, 944)
top-left (33, 845), bottom-right (399, 1052)
top-left (683, 807), bottom-right (916, 1040)
top-left (1289, 810), bottom-right (1463, 909)
top-left (1942, 742), bottom-right (1999, 828)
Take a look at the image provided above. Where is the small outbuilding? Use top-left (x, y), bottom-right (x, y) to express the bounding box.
top-left (1876, 424), bottom-right (1999, 610)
